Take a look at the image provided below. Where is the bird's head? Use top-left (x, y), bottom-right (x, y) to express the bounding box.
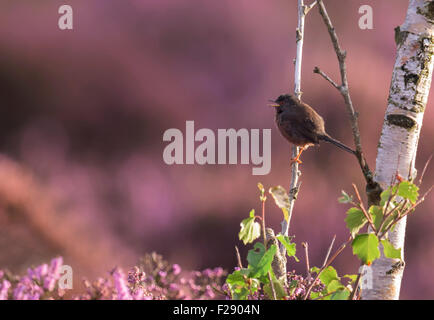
top-left (268, 94), bottom-right (298, 113)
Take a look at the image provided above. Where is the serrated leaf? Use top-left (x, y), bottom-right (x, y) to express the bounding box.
top-left (320, 266), bottom-right (339, 286)
top-left (345, 207), bottom-right (367, 237)
top-left (397, 181), bottom-right (419, 204)
top-left (247, 243), bottom-right (277, 278)
top-left (381, 239), bottom-right (402, 260)
top-left (351, 233), bottom-right (381, 265)
top-left (276, 234), bottom-right (299, 262)
top-left (369, 205), bottom-right (384, 231)
top-left (269, 186), bottom-right (290, 222)
top-left (338, 190), bottom-right (353, 204)
top-left (239, 210), bottom-right (261, 245)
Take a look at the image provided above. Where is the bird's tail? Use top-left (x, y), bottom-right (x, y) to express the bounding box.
top-left (319, 134), bottom-right (356, 155)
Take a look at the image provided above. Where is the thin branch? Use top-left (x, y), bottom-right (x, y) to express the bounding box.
top-left (381, 185), bottom-right (433, 237)
top-left (352, 183), bottom-right (377, 233)
top-left (235, 246), bottom-right (243, 269)
top-left (313, 66), bottom-right (340, 90)
top-left (303, 236), bottom-right (352, 300)
top-left (321, 235), bottom-right (336, 268)
top-left (418, 154), bottom-right (433, 186)
top-left (315, 0), bottom-right (380, 199)
top-left (281, 0), bottom-right (312, 252)
top-left (302, 242), bottom-right (311, 280)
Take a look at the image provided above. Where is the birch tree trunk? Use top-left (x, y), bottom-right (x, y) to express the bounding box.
top-left (361, 0), bottom-right (434, 300)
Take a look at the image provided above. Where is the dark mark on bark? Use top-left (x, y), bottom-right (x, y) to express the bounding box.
top-left (386, 114), bottom-right (416, 130)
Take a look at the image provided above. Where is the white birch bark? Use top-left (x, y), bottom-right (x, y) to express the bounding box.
top-left (361, 0), bottom-right (434, 300)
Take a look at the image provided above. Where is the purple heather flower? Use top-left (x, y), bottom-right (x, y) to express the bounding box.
top-left (0, 280), bottom-right (11, 300)
top-left (112, 268), bottom-right (132, 300)
top-left (172, 264), bottom-right (181, 275)
top-left (169, 283), bottom-right (179, 291)
top-left (213, 267), bottom-right (224, 277)
top-left (202, 268), bottom-right (212, 277)
top-left (205, 285), bottom-right (215, 299)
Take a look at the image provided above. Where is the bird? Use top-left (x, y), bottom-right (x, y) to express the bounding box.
top-left (270, 94), bottom-right (356, 164)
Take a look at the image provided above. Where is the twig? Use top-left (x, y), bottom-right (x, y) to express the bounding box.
top-left (281, 0), bottom-right (314, 253)
top-left (261, 196), bottom-right (277, 299)
top-left (349, 272), bottom-right (362, 300)
top-left (352, 183), bottom-right (377, 233)
top-left (303, 236), bottom-right (352, 300)
top-left (302, 242), bottom-right (311, 279)
top-left (381, 185), bottom-right (433, 237)
top-left (418, 154), bottom-right (433, 186)
top-left (235, 246), bottom-right (243, 269)
top-left (315, 0), bottom-right (380, 202)
top-left (321, 235), bottom-right (336, 268)
top-left (313, 66), bottom-right (340, 90)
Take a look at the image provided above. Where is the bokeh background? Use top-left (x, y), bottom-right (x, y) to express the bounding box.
top-left (0, 0), bottom-right (432, 299)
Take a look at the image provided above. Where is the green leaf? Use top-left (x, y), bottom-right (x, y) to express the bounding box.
top-left (330, 289), bottom-right (350, 300)
top-left (351, 233), bottom-right (381, 265)
top-left (310, 266), bottom-right (320, 274)
top-left (381, 239), bottom-right (402, 260)
top-left (239, 210), bottom-right (261, 245)
top-left (247, 243), bottom-right (277, 278)
top-left (276, 234), bottom-right (299, 262)
top-left (343, 274), bottom-right (358, 283)
top-left (319, 266), bottom-right (339, 286)
top-left (269, 186), bottom-right (290, 222)
top-left (338, 190), bottom-right (353, 204)
top-left (345, 207), bottom-right (367, 237)
top-left (397, 181), bottom-right (419, 204)
top-left (226, 270), bottom-right (247, 286)
top-left (380, 188), bottom-right (392, 207)
top-left (226, 269), bottom-right (250, 300)
top-left (310, 292), bottom-right (320, 300)
top-left (327, 279), bottom-right (345, 293)
top-left (369, 205), bottom-right (384, 231)
top-left (264, 273), bottom-right (286, 300)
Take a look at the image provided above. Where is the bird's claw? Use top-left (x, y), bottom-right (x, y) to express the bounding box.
top-left (290, 158), bottom-right (302, 165)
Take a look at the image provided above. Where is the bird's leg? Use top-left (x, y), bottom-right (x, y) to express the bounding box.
top-left (290, 146), bottom-right (305, 165)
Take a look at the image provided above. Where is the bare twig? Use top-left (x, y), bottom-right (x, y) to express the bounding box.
top-left (352, 184), bottom-right (377, 233)
top-left (313, 66), bottom-right (340, 90)
top-left (321, 235), bottom-right (336, 268)
top-left (235, 246), bottom-right (243, 269)
top-left (381, 185), bottom-right (433, 237)
top-left (281, 0), bottom-right (314, 253)
top-left (315, 0), bottom-right (380, 204)
top-left (418, 154), bottom-right (433, 186)
top-left (349, 272), bottom-right (362, 300)
top-left (302, 242), bottom-right (311, 279)
top-left (303, 236), bottom-right (352, 300)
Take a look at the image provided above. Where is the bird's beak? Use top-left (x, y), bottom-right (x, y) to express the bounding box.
top-left (268, 99), bottom-right (279, 107)
top-left (268, 103), bottom-right (280, 108)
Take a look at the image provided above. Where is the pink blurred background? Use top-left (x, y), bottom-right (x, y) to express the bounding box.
top-left (0, 0), bottom-right (432, 299)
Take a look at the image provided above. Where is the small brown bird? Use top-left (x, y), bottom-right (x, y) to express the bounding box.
top-left (270, 94), bottom-right (355, 164)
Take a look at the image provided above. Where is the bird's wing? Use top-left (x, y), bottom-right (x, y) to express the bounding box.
top-left (279, 110), bottom-right (320, 144)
